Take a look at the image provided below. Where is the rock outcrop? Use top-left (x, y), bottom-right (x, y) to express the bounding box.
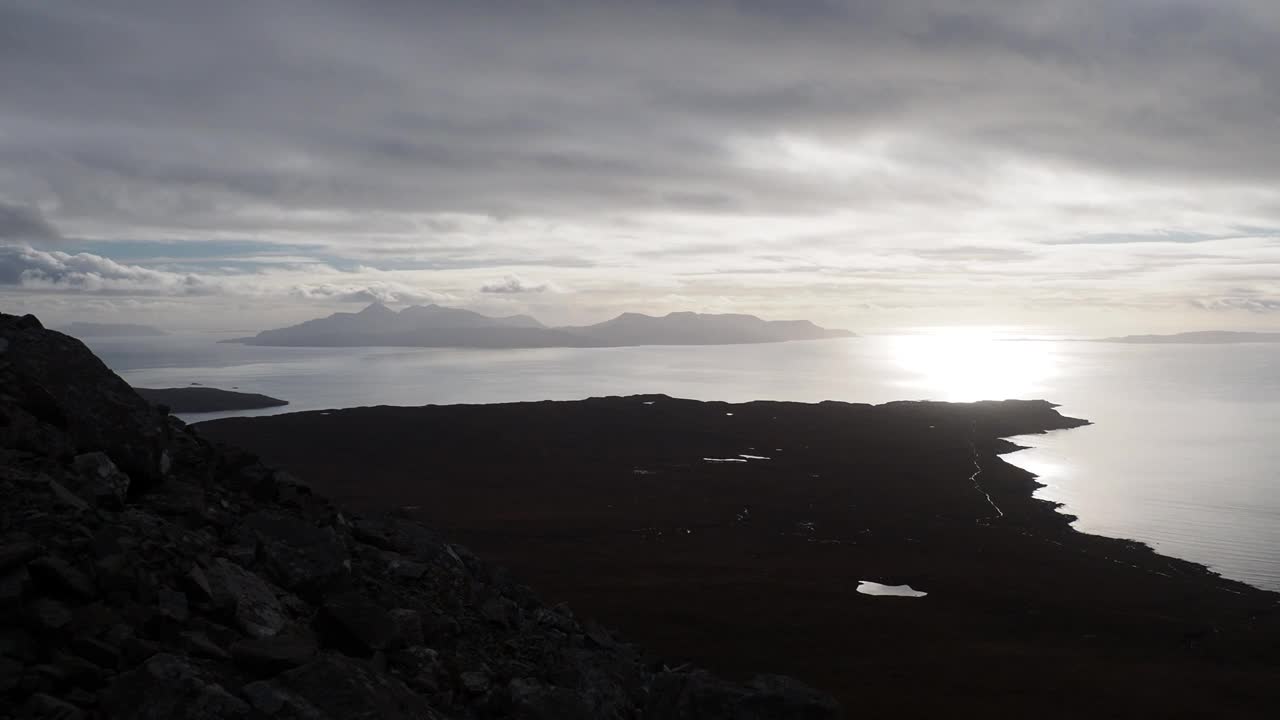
top-left (0, 312), bottom-right (841, 719)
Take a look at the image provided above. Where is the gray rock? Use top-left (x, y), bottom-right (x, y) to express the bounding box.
top-left (70, 636), bottom-right (121, 670)
top-left (230, 632), bottom-right (318, 675)
top-left (318, 591), bottom-right (397, 656)
top-left (0, 541), bottom-right (43, 572)
top-left (23, 692), bottom-right (86, 720)
top-left (481, 596), bottom-right (520, 628)
top-left (242, 511), bottom-right (349, 594)
top-left (47, 478), bottom-right (90, 511)
top-left (27, 597), bottom-right (73, 632)
top-left (156, 588), bottom-right (190, 623)
top-left (0, 566), bottom-right (31, 607)
top-left (260, 654), bottom-right (444, 720)
top-left (93, 554), bottom-right (136, 594)
top-left (102, 653), bottom-right (250, 720)
top-left (28, 556), bottom-right (96, 600)
top-left (390, 646), bottom-right (444, 693)
top-left (385, 554), bottom-right (429, 582)
top-left (70, 451), bottom-right (131, 507)
top-left (460, 670), bottom-right (492, 695)
top-left (205, 559), bottom-right (286, 639)
top-left (507, 677), bottom-right (595, 720)
top-left (241, 679), bottom-right (290, 715)
top-left (185, 565), bottom-right (214, 602)
top-left (0, 656), bottom-right (23, 694)
top-left (179, 631), bottom-right (230, 660)
top-left (350, 513), bottom-right (448, 565)
top-left (388, 608), bottom-right (424, 648)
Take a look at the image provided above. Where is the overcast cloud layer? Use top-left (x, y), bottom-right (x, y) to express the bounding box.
top-left (2, 0), bottom-right (1279, 332)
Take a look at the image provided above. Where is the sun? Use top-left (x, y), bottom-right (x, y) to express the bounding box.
top-left (886, 328), bottom-right (1061, 402)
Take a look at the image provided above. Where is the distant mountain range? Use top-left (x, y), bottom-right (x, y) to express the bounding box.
top-left (1099, 331), bottom-right (1280, 344)
top-left (223, 303), bottom-right (854, 348)
top-left (61, 321), bottom-right (167, 337)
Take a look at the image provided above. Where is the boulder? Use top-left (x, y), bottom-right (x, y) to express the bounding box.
top-left (101, 653), bottom-right (250, 720)
top-left (230, 631), bottom-right (318, 675)
top-left (388, 608), bottom-right (424, 648)
top-left (23, 692), bottom-right (87, 719)
top-left (204, 559), bottom-right (286, 639)
top-left (252, 654), bottom-right (445, 720)
top-left (317, 591), bottom-right (397, 657)
top-left (507, 677), bottom-right (596, 720)
top-left (0, 541), bottom-right (43, 572)
top-left (29, 555), bottom-right (106, 601)
top-left (70, 451), bottom-right (131, 508)
top-left (242, 511), bottom-right (349, 594)
top-left (350, 513), bottom-right (449, 565)
top-left (389, 646), bottom-right (445, 693)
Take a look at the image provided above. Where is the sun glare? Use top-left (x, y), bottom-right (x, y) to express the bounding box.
top-left (887, 328), bottom-right (1061, 402)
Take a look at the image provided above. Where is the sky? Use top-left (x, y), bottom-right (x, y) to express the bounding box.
top-left (1, 0), bottom-right (1279, 334)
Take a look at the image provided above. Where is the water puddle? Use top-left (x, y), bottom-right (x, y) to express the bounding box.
top-left (857, 581), bottom-right (927, 598)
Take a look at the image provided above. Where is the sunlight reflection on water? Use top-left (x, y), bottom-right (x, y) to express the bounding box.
top-left (885, 329), bottom-right (1063, 402)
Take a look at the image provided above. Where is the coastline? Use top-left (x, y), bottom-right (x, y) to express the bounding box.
top-left (199, 394), bottom-right (1280, 717)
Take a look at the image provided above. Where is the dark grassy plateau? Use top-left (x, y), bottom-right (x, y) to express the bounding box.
top-left (201, 396), bottom-right (1280, 717)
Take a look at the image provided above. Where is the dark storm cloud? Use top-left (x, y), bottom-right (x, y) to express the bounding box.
top-left (2, 0), bottom-right (1280, 329)
top-left (0, 200), bottom-right (61, 243)
top-left (3, 0), bottom-right (1278, 234)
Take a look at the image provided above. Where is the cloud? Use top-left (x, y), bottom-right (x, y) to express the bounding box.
top-left (290, 281), bottom-right (451, 305)
top-left (480, 274), bottom-right (555, 294)
top-left (2, 1), bottom-right (1280, 329)
top-left (0, 244), bottom-right (212, 295)
top-left (0, 201), bottom-right (61, 243)
top-left (1192, 296), bottom-right (1280, 313)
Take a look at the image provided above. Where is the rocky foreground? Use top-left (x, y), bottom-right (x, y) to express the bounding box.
top-left (0, 312), bottom-right (841, 719)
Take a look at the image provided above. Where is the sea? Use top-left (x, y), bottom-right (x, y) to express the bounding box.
top-left (81, 331), bottom-right (1280, 593)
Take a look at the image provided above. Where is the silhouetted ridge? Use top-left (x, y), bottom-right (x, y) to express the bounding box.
top-left (224, 304), bottom-right (854, 348)
top-left (0, 311), bottom-right (840, 719)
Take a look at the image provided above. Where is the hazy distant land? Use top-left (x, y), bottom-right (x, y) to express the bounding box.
top-left (135, 386), bottom-right (288, 413)
top-left (60, 321), bottom-right (168, 337)
top-left (1099, 331), bottom-right (1280, 344)
top-left (223, 303), bottom-right (854, 348)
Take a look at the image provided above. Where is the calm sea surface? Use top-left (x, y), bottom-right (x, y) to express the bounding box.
top-left (82, 332), bottom-right (1280, 592)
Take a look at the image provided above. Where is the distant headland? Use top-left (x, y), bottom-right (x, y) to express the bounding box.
top-left (134, 386), bottom-right (289, 413)
top-left (221, 303), bottom-right (854, 348)
top-left (1098, 330), bottom-right (1280, 344)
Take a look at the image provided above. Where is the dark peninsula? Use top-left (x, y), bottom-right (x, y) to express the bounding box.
top-left (223, 302), bottom-right (853, 348)
top-left (135, 387), bottom-right (289, 413)
top-left (201, 397), bottom-right (1280, 718)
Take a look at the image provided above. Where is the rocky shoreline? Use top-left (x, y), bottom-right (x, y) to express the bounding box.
top-left (0, 312), bottom-right (841, 718)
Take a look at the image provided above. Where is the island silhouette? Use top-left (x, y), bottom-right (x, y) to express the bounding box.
top-left (224, 303), bottom-right (854, 348)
